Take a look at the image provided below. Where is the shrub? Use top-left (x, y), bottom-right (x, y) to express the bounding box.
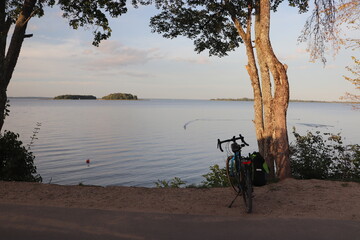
top-left (0, 130), bottom-right (42, 182)
top-left (290, 128), bottom-right (360, 181)
top-left (201, 164), bottom-right (229, 187)
top-left (154, 177), bottom-right (186, 188)
top-left (154, 164), bottom-right (229, 188)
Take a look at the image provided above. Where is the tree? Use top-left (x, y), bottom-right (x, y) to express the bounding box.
top-left (336, 1), bottom-right (359, 106)
top-left (0, 0), bottom-right (127, 131)
top-left (342, 56), bottom-right (359, 107)
top-left (299, 0), bottom-right (359, 105)
top-left (300, 0), bottom-right (359, 62)
top-left (137, 0), bottom-right (316, 179)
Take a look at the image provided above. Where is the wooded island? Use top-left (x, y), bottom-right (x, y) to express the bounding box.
top-left (102, 93), bottom-right (138, 100)
top-left (54, 95), bottom-right (97, 100)
top-left (54, 93), bottom-right (138, 100)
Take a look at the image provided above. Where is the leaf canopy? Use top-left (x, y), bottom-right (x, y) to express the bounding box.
top-left (5, 0), bottom-right (127, 46)
top-left (135, 0), bottom-right (310, 57)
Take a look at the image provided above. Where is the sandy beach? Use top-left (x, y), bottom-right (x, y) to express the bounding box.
top-left (1, 178), bottom-right (359, 220)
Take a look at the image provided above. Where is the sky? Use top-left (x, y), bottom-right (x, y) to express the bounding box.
top-left (7, 3), bottom-right (359, 101)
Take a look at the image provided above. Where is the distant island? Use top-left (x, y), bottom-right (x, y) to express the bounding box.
top-left (102, 93), bottom-right (138, 100)
top-left (54, 95), bottom-right (97, 100)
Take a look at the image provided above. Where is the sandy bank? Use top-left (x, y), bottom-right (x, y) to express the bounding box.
top-left (1, 178), bottom-right (359, 220)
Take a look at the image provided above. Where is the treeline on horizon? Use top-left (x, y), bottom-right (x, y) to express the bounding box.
top-left (54, 95), bottom-right (97, 100)
top-left (211, 98), bottom-right (350, 103)
top-left (102, 93), bottom-right (138, 100)
top-left (54, 93), bottom-right (138, 100)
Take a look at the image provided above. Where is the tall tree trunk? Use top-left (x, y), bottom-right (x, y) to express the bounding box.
top-left (0, 0), bottom-right (37, 131)
top-left (254, 0), bottom-right (291, 179)
top-left (228, 0), bottom-right (291, 179)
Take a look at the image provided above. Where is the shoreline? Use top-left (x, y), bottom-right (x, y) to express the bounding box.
top-left (1, 178), bottom-right (359, 220)
top-left (7, 97), bottom-right (357, 104)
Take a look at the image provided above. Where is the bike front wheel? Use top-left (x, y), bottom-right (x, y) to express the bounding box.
top-left (226, 156), bottom-right (241, 193)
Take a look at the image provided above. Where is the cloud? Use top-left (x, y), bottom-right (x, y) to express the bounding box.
top-left (171, 56), bottom-right (211, 64)
top-left (20, 38), bottom-right (83, 59)
top-left (17, 38), bottom-right (163, 79)
top-left (81, 40), bottom-right (162, 71)
top-left (278, 48), bottom-right (309, 62)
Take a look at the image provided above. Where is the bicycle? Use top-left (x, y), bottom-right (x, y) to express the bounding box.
top-left (217, 134), bottom-right (253, 213)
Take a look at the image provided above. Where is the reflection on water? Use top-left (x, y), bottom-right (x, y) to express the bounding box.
top-left (297, 123), bottom-right (334, 128)
top-left (183, 118), bottom-right (239, 130)
top-left (3, 99), bottom-right (359, 187)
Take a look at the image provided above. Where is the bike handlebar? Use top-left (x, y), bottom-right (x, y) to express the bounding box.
top-left (217, 134), bottom-right (249, 152)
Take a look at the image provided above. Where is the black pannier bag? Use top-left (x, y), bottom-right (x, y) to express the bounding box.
top-left (250, 152), bottom-right (269, 186)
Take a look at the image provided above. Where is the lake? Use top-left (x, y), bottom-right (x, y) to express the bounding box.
top-left (3, 98), bottom-right (359, 187)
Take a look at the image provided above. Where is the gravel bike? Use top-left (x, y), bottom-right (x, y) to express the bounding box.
top-left (217, 134), bottom-right (253, 213)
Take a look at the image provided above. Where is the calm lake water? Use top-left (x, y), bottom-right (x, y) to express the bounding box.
top-left (3, 98), bottom-right (359, 187)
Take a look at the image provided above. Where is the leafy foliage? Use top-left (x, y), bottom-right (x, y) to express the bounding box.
top-left (154, 177), bottom-right (186, 188)
top-left (201, 164), bottom-right (229, 187)
top-left (299, 0), bottom-right (359, 64)
top-left (341, 56), bottom-right (360, 108)
top-left (145, 0), bottom-right (243, 57)
top-left (154, 164), bottom-right (229, 188)
top-left (0, 130), bottom-right (42, 182)
top-left (3, 100), bottom-right (10, 121)
top-left (136, 0), bottom-right (311, 57)
top-left (58, 0), bottom-right (127, 46)
top-left (4, 0), bottom-right (127, 46)
top-left (290, 129), bottom-right (360, 181)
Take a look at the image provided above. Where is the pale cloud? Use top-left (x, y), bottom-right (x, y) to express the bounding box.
top-left (28, 25), bottom-right (39, 31)
top-left (82, 49), bottom-right (94, 55)
top-left (171, 56), bottom-right (211, 64)
top-left (20, 39), bottom-right (83, 59)
top-left (16, 38), bottom-right (163, 78)
top-left (279, 48), bottom-right (308, 62)
top-left (296, 48), bottom-right (308, 54)
top-left (83, 40), bottom-right (161, 71)
top-left (324, 64), bottom-right (339, 69)
top-left (118, 71), bottom-right (155, 78)
top-left (294, 65), bottom-right (310, 70)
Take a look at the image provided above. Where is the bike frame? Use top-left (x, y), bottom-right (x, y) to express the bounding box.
top-left (232, 146), bottom-right (252, 200)
top-left (218, 134), bottom-right (253, 213)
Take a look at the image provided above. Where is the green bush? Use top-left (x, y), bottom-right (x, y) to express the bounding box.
top-left (0, 131), bottom-right (42, 182)
top-left (290, 128), bottom-right (360, 181)
top-left (154, 164), bottom-right (229, 188)
top-left (201, 164), bottom-right (229, 187)
top-left (154, 177), bottom-right (186, 188)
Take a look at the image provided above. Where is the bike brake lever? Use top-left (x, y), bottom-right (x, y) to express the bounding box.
top-left (239, 134), bottom-right (249, 146)
top-left (217, 139), bottom-right (224, 152)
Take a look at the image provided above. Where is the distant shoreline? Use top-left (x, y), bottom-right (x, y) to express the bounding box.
top-left (210, 98), bottom-right (356, 104)
top-left (7, 97), bottom-right (355, 104)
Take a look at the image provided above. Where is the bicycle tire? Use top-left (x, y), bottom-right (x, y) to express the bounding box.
top-left (242, 168), bottom-right (253, 213)
top-left (226, 155), bottom-right (241, 193)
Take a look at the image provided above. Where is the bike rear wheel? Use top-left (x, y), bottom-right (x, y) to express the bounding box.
top-left (242, 168), bottom-right (253, 213)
